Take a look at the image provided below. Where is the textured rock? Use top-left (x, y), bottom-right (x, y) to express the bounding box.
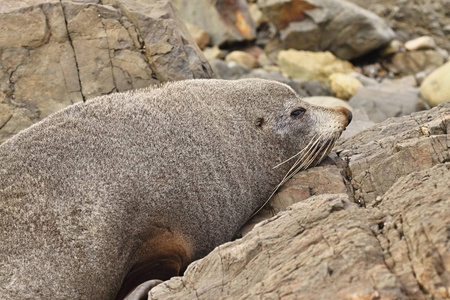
top-left (0, 0), bottom-right (212, 143)
top-left (349, 82), bottom-right (421, 123)
top-left (172, 0), bottom-right (256, 46)
top-left (225, 51), bottom-right (258, 69)
top-left (148, 103), bottom-right (450, 300)
top-left (278, 50), bottom-right (354, 84)
top-left (258, 0), bottom-right (395, 60)
top-left (420, 61), bottom-right (450, 107)
top-left (185, 22), bottom-right (210, 50)
top-left (404, 36), bottom-right (436, 51)
top-left (329, 73), bottom-right (363, 100)
top-left (382, 50), bottom-right (445, 76)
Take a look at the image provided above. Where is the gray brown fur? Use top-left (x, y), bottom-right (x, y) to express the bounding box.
top-left (0, 79), bottom-right (350, 299)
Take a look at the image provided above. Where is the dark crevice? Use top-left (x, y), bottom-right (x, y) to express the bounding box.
top-left (0, 114), bottom-right (13, 130)
top-left (98, 11), bottom-right (118, 94)
top-left (60, 0), bottom-right (86, 102)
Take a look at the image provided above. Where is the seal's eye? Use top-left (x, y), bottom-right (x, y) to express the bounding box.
top-left (290, 108), bottom-right (306, 119)
top-left (255, 117), bottom-right (264, 127)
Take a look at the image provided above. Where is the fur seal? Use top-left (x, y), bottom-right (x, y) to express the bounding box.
top-left (0, 79), bottom-right (351, 299)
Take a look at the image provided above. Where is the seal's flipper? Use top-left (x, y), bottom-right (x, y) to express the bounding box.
top-left (123, 279), bottom-right (163, 300)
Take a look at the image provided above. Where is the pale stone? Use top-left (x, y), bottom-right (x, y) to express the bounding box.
top-left (329, 73), bottom-right (363, 100)
top-left (185, 22), bottom-right (210, 50)
top-left (225, 51), bottom-right (258, 69)
top-left (405, 36), bottom-right (436, 51)
top-left (420, 61), bottom-right (450, 107)
top-left (202, 46), bottom-right (223, 61)
top-left (248, 3), bottom-right (267, 27)
top-left (277, 50), bottom-right (354, 84)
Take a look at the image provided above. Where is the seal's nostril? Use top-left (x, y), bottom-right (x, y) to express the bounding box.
top-left (347, 110), bottom-right (353, 125)
top-left (334, 106), bottom-right (352, 126)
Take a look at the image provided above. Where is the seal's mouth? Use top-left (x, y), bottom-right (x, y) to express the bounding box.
top-left (272, 131), bottom-right (342, 189)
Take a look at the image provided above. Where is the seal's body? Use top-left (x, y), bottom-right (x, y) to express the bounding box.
top-left (0, 79), bottom-right (351, 299)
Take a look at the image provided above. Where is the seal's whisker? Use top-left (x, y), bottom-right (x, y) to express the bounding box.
top-left (272, 133), bottom-right (319, 169)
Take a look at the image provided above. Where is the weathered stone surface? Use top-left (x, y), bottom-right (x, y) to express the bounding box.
top-left (185, 22), bottom-right (210, 50)
top-left (0, 0), bottom-right (212, 143)
top-left (258, 0), bottom-right (395, 60)
top-left (172, 0), bottom-right (256, 46)
top-left (404, 35), bottom-right (436, 51)
top-left (349, 82), bottom-right (421, 123)
top-left (337, 103), bottom-right (450, 206)
top-left (382, 50), bottom-right (445, 76)
top-left (420, 61), bottom-right (450, 107)
top-left (329, 72), bottom-right (363, 100)
top-left (148, 103), bottom-right (450, 300)
top-left (225, 51), bottom-right (258, 69)
top-left (278, 50), bottom-right (354, 84)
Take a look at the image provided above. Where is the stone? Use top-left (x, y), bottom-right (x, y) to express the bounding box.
top-left (225, 51), bottom-right (258, 69)
top-left (148, 103), bottom-right (450, 300)
top-left (382, 50), bottom-right (445, 76)
top-left (258, 0), bottom-right (395, 60)
top-left (303, 96), bottom-right (352, 110)
top-left (0, 0), bottom-right (212, 144)
top-left (378, 39), bottom-right (403, 57)
top-left (248, 3), bottom-right (268, 28)
top-left (277, 50), bottom-right (354, 84)
top-left (298, 80), bottom-right (333, 96)
top-left (420, 61), bottom-right (450, 107)
top-left (202, 46), bottom-right (223, 61)
top-left (349, 82), bottom-right (421, 123)
top-left (404, 36), bottom-right (436, 51)
top-left (208, 59), bottom-right (251, 80)
top-left (172, 0), bottom-right (256, 46)
top-left (329, 73), bottom-right (363, 100)
top-left (185, 22), bottom-right (210, 50)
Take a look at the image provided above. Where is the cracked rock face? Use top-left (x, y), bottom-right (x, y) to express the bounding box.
top-left (0, 0), bottom-right (213, 143)
top-left (149, 103), bottom-right (450, 299)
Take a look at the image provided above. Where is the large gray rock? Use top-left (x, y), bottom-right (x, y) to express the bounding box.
top-left (172, 0), bottom-right (256, 46)
top-left (0, 0), bottom-right (212, 143)
top-left (148, 103), bottom-right (450, 300)
top-left (258, 0), bottom-right (395, 60)
top-left (349, 82), bottom-right (421, 123)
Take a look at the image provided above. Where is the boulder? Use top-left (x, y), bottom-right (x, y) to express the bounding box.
top-left (0, 0), bottom-right (212, 143)
top-left (382, 50), bottom-right (445, 76)
top-left (258, 0), bottom-right (395, 60)
top-left (420, 61), bottom-right (450, 107)
top-left (172, 0), bottom-right (256, 46)
top-left (349, 82), bottom-right (421, 123)
top-left (277, 50), bottom-right (354, 84)
top-left (148, 103), bottom-right (450, 300)
top-left (225, 51), bottom-right (258, 69)
top-left (329, 73), bottom-right (363, 100)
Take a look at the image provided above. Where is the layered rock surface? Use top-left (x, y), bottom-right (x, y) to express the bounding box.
top-left (149, 103), bottom-right (450, 299)
top-left (0, 0), bottom-right (212, 143)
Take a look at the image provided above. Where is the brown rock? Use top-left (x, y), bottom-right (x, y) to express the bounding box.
top-left (0, 0), bottom-right (212, 143)
top-left (382, 50), bottom-right (445, 76)
top-left (185, 22), bottom-right (210, 50)
top-left (172, 0), bottom-right (256, 46)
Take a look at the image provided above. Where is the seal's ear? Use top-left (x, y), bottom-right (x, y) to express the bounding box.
top-left (255, 117), bottom-right (265, 127)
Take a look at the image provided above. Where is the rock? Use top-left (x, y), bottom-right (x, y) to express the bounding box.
top-left (185, 22), bottom-right (210, 50)
top-left (382, 50), bottom-right (445, 76)
top-left (303, 97), bottom-right (374, 139)
top-left (248, 3), bottom-right (268, 28)
top-left (349, 82), bottom-right (421, 123)
top-left (337, 103), bottom-right (450, 206)
top-left (278, 50), bottom-right (354, 84)
top-left (172, 0), bottom-right (256, 46)
top-left (378, 39), bottom-right (403, 57)
top-left (298, 80), bottom-right (333, 96)
top-left (148, 103), bottom-right (450, 300)
top-left (404, 36), bottom-right (436, 51)
top-left (329, 73), bottom-right (363, 100)
top-left (258, 0), bottom-right (395, 60)
top-left (225, 51), bottom-right (258, 69)
top-left (349, 72), bottom-right (380, 86)
top-left (420, 61), bottom-right (450, 107)
top-left (202, 46), bottom-right (223, 61)
top-left (0, 0), bottom-right (212, 144)
top-left (208, 59), bottom-right (251, 80)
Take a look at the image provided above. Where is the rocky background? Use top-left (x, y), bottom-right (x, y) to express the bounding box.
top-left (0, 0), bottom-right (449, 299)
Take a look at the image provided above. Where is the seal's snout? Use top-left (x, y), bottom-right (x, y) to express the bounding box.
top-left (335, 106), bottom-right (352, 126)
